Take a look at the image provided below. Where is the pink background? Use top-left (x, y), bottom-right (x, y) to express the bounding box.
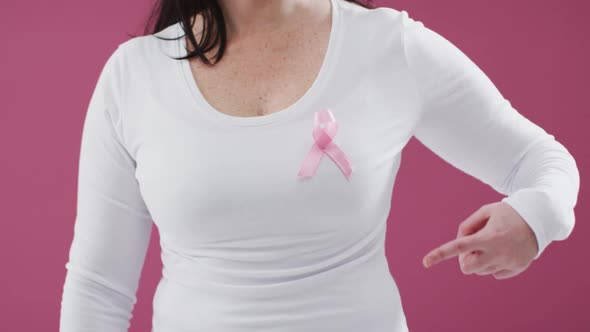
top-left (1, 0), bottom-right (587, 331)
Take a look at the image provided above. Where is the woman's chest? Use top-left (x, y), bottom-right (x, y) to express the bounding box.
top-left (134, 121), bottom-right (402, 246)
top-left (123, 60), bottom-right (420, 245)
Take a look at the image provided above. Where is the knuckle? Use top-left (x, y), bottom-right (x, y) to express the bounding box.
top-left (460, 262), bottom-right (469, 274)
top-left (460, 255), bottom-right (478, 274)
top-left (456, 242), bottom-right (465, 252)
top-left (457, 223), bottom-right (466, 233)
top-left (488, 264), bottom-right (499, 274)
top-left (480, 203), bottom-right (493, 213)
top-left (476, 268), bottom-right (492, 276)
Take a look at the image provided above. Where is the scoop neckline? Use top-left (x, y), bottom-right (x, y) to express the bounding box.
top-left (175, 0), bottom-right (342, 127)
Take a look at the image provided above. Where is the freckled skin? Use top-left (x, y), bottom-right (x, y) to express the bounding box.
top-left (185, 1), bottom-right (333, 118)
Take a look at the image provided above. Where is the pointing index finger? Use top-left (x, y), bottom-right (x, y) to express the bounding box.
top-left (423, 234), bottom-right (485, 268)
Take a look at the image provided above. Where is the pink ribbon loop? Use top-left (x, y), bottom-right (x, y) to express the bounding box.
top-left (297, 108), bottom-right (353, 180)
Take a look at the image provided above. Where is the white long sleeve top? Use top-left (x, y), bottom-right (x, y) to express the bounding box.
top-left (59, 0), bottom-right (580, 331)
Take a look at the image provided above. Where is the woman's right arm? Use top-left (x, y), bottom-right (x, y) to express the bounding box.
top-left (59, 45), bottom-right (153, 332)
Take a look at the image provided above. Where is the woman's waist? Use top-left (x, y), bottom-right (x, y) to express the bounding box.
top-left (152, 253), bottom-right (407, 332)
top-left (160, 218), bottom-right (390, 292)
top-left (162, 232), bottom-right (391, 296)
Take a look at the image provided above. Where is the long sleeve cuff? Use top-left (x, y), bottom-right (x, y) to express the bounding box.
top-left (500, 136), bottom-right (580, 260)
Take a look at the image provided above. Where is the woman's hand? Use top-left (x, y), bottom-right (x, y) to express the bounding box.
top-left (421, 201), bottom-right (538, 280)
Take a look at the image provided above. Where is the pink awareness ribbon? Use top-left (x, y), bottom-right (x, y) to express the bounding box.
top-left (297, 108), bottom-right (353, 180)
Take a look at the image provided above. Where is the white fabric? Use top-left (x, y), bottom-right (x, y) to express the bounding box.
top-left (59, 0), bottom-right (580, 331)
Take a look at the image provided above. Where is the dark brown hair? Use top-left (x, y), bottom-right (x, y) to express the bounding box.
top-left (132, 0), bottom-right (376, 66)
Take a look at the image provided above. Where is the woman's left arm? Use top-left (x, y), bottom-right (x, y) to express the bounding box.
top-left (399, 11), bottom-right (580, 273)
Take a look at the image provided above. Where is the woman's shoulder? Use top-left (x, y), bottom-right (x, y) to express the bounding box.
top-left (115, 22), bottom-right (182, 67)
top-left (338, 0), bottom-right (408, 24)
top-left (104, 22), bottom-right (182, 92)
top-left (338, 1), bottom-right (421, 45)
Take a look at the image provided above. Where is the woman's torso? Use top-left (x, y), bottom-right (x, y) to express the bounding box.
top-left (116, 0), bottom-right (420, 330)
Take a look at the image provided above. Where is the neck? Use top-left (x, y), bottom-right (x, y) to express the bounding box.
top-left (216, 0), bottom-right (317, 40)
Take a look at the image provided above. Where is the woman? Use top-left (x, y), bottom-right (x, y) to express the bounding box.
top-left (59, 0), bottom-right (580, 331)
